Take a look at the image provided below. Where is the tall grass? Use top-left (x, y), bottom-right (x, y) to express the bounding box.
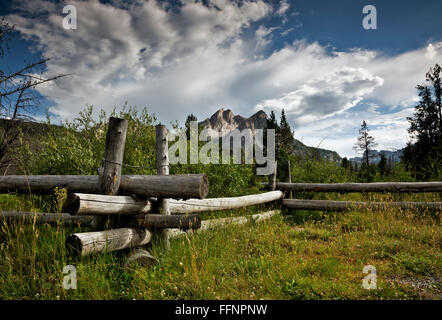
top-left (0, 192), bottom-right (440, 300)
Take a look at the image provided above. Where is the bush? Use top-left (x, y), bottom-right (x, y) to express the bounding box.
top-left (290, 158), bottom-right (349, 183)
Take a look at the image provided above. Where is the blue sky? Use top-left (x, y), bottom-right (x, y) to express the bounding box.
top-left (1, 0), bottom-right (441, 157)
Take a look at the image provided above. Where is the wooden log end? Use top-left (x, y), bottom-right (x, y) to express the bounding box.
top-left (65, 234), bottom-right (83, 257)
top-left (63, 193), bottom-right (81, 215)
top-left (185, 214), bottom-right (201, 230)
top-left (124, 249), bottom-right (158, 269)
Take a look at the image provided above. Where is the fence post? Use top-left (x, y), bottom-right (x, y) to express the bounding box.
top-left (96, 117), bottom-right (128, 230)
top-left (156, 124), bottom-right (171, 250)
top-left (268, 160), bottom-right (277, 191)
top-left (284, 160), bottom-right (292, 199)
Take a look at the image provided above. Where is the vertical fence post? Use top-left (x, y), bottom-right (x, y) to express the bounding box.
top-left (156, 124), bottom-right (171, 250)
top-left (268, 160), bottom-right (277, 191)
top-left (96, 117), bottom-right (128, 230)
top-left (284, 160), bottom-right (292, 199)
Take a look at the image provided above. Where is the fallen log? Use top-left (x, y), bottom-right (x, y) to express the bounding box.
top-left (283, 199), bottom-right (442, 211)
top-left (63, 193), bottom-right (154, 215)
top-left (0, 174), bottom-right (209, 199)
top-left (169, 191), bottom-right (284, 214)
top-left (169, 210), bottom-right (280, 238)
top-left (64, 191), bottom-right (283, 215)
top-left (0, 211), bottom-right (96, 226)
top-left (275, 181), bottom-right (442, 193)
top-left (66, 228), bottom-right (153, 257)
top-left (129, 214), bottom-right (201, 230)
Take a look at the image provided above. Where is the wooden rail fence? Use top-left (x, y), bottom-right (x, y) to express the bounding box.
top-left (0, 117), bottom-right (440, 267)
top-left (273, 160), bottom-right (442, 212)
top-left (0, 117), bottom-right (284, 267)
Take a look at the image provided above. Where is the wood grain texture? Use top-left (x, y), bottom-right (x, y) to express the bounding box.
top-left (0, 174), bottom-right (208, 199)
top-left (63, 191), bottom-right (283, 215)
top-left (156, 124), bottom-right (171, 250)
top-left (98, 117), bottom-right (128, 195)
top-left (169, 191), bottom-right (284, 214)
top-left (65, 227), bottom-right (153, 257)
top-left (63, 193), bottom-right (154, 215)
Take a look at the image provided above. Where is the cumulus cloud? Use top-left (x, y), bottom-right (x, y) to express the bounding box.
top-left (256, 67), bottom-right (384, 123)
top-left (4, 0), bottom-right (442, 157)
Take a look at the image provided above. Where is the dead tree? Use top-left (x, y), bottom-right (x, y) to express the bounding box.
top-left (0, 19), bottom-right (68, 171)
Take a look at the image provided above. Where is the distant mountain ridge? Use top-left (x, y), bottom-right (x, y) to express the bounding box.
top-left (198, 108), bottom-right (342, 162)
top-left (349, 149), bottom-right (403, 165)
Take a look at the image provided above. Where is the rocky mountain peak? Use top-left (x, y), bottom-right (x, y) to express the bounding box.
top-left (198, 108), bottom-right (342, 162)
top-left (200, 108), bottom-right (268, 137)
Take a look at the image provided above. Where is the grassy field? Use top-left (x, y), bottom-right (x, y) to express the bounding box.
top-left (0, 192), bottom-right (440, 300)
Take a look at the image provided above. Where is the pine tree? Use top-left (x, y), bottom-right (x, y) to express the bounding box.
top-left (265, 110), bottom-right (281, 159)
top-left (354, 120), bottom-right (377, 182)
top-left (378, 154), bottom-right (387, 176)
top-left (185, 114), bottom-right (197, 139)
top-left (279, 109), bottom-right (295, 158)
top-left (341, 157), bottom-right (350, 170)
top-left (403, 64), bottom-right (442, 180)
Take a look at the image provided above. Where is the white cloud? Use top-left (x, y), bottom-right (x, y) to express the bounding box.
top-left (293, 105), bottom-right (414, 158)
top-left (276, 0), bottom-right (290, 16)
top-left (280, 27), bottom-right (294, 37)
top-left (255, 25), bottom-right (280, 50)
top-left (275, 0), bottom-right (291, 24)
top-left (4, 0), bottom-right (442, 158)
top-left (256, 67), bottom-right (384, 123)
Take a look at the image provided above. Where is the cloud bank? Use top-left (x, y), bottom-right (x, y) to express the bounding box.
top-left (5, 0), bottom-right (442, 157)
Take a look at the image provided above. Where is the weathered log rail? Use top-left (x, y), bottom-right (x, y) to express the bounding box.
top-left (130, 214), bottom-right (201, 230)
top-left (63, 193), bottom-right (155, 215)
top-left (0, 211), bottom-right (96, 226)
top-left (66, 227), bottom-right (154, 257)
top-left (169, 191), bottom-right (283, 214)
top-left (276, 159), bottom-right (442, 213)
top-left (283, 199), bottom-right (442, 211)
top-left (0, 174), bottom-right (209, 199)
top-left (62, 191), bottom-right (284, 216)
top-left (274, 181), bottom-right (442, 193)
